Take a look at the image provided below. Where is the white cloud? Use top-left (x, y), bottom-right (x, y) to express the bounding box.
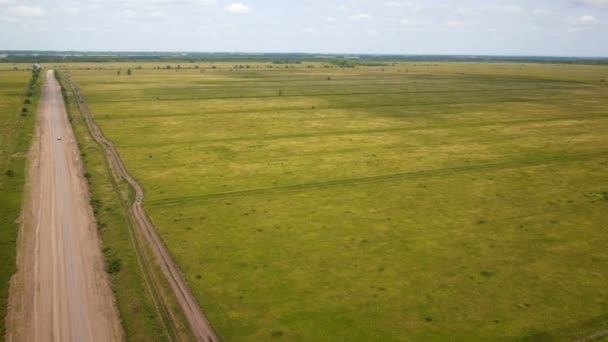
top-left (7, 5), bottom-right (46, 17)
top-left (226, 3), bottom-right (251, 14)
top-left (577, 0), bottom-right (608, 8)
top-left (499, 5), bottom-right (523, 13)
top-left (576, 14), bottom-right (597, 24)
top-left (384, 1), bottom-right (402, 8)
top-left (567, 14), bottom-right (598, 32)
top-left (348, 13), bottom-right (371, 21)
top-left (121, 9), bottom-right (166, 20)
top-left (299, 27), bottom-right (317, 33)
top-left (321, 15), bottom-right (337, 22)
top-left (567, 27), bottom-right (584, 33)
top-left (0, 15), bottom-right (17, 22)
top-left (397, 18), bottom-right (431, 32)
top-left (58, 6), bottom-right (80, 14)
top-left (531, 8), bottom-right (550, 15)
top-left (443, 20), bottom-right (466, 28)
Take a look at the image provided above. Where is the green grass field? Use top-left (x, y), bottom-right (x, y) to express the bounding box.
top-left (0, 64), bottom-right (41, 336)
top-left (68, 62), bottom-right (608, 341)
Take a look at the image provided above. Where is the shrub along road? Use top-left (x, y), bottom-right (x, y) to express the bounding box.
top-left (6, 70), bottom-right (123, 342)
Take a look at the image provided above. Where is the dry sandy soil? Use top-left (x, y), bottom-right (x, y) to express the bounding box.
top-left (5, 70), bottom-right (124, 342)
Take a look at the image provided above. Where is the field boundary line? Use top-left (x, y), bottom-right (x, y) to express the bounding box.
top-left (147, 150), bottom-right (608, 207)
top-left (64, 74), bottom-right (219, 342)
top-left (77, 76), bottom-right (591, 93)
top-left (95, 94), bottom-right (608, 121)
top-left (92, 85), bottom-right (594, 103)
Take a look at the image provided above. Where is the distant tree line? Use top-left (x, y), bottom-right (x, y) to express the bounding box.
top-left (2, 52), bottom-right (608, 65)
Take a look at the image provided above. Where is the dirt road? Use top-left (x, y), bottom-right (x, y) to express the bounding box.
top-left (6, 70), bottom-right (124, 342)
top-left (66, 73), bottom-right (218, 342)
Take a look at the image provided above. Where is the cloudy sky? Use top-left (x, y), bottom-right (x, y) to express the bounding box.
top-left (0, 0), bottom-right (607, 56)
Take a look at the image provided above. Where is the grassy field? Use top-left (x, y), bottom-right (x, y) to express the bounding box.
top-left (67, 62), bottom-right (608, 341)
top-left (0, 64), bottom-right (41, 336)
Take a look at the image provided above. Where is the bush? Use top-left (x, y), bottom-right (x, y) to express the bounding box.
top-left (24, 99), bottom-right (31, 104)
top-left (90, 198), bottom-right (102, 214)
top-left (21, 107), bottom-right (28, 113)
top-left (4, 169), bottom-right (15, 177)
top-left (107, 257), bottom-right (122, 274)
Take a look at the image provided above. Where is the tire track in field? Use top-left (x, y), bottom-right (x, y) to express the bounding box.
top-left (118, 113), bottom-right (608, 149)
top-left (78, 76), bottom-right (583, 94)
top-left (146, 151), bottom-right (608, 207)
top-left (95, 93), bottom-right (608, 121)
top-left (65, 75), bottom-right (219, 342)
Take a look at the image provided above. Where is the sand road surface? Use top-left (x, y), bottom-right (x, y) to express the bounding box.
top-left (6, 70), bottom-right (124, 342)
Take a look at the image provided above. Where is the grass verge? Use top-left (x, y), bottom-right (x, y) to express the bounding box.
top-left (0, 68), bottom-right (42, 338)
top-left (57, 70), bottom-right (195, 341)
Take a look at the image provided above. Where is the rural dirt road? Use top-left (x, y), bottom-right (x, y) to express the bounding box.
top-left (6, 70), bottom-right (124, 342)
top-left (66, 75), bottom-right (218, 341)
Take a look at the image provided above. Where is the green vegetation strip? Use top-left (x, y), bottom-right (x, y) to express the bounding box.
top-left (57, 71), bottom-right (195, 341)
top-left (0, 66), bottom-right (41, 337)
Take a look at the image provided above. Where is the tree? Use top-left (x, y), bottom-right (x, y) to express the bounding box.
top-left (127, 69), bottom-right (132, 75)
top-left (117, 70), bottom-right (121, 75)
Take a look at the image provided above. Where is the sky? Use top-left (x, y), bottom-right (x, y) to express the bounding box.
top-left (0, 0), bottom-right (607, 56)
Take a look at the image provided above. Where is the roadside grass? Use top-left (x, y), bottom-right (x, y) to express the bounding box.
top-left (0, 67), bottom-right (42, 337)
top-left (59, 71), bottom-right (195, 341)
top-left (69, 62), bottom-right (608, 341)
